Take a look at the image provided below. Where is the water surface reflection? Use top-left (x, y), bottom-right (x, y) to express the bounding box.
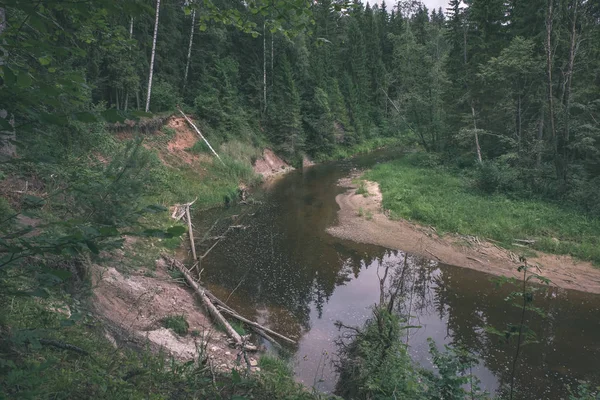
top-left (195, 152), bottom-right (600, 399)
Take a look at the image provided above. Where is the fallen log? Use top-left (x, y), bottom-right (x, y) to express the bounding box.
top-left (467, 256), bottom-right (484, 264)
top-left (254, 328), bottom-right (282, 349)
top-left (162, 255), bottom-right (256, 351)
top-left (177, 106), bottom-right (224, 165)
top-left (514, 239), bottom-right (536, 245)
top-left (216, 306), bottom-right (296, 345)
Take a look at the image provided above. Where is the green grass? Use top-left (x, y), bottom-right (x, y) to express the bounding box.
top-left (0, 291), bottom-right (327, 399)
top-left (364, 155), bottom-right (600, 265)
top-left (355, 180), bottom-right (369, 197)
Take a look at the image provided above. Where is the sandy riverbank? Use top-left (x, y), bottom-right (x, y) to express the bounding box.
top-left (327, 175), bottom-right (600, 294)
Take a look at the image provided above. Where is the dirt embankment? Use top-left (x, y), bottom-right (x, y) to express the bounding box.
top-left (93, 244), bottom-right (261, 372)
top-left (92, 117), bottom-right (269, 370)
top-left (327, 174), bottom-right (600, 294)
top-left (253, 148), bottom-right (294, 178)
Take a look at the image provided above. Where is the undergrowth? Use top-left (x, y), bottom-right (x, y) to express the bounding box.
top-left (365, 154), bottom-right (600, 265)
top-left (0, 290), bottom-right (328, 399)
top-left (314, 137), bottom-right (401, 162)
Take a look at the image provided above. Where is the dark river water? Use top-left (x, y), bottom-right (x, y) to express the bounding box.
top-left (193, 150), bottom-right (600, 399)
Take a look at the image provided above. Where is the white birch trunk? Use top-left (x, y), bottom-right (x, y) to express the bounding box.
top-left (263, 21), bottom-right (267, 113)
top-left (125, 17), bottom-right (133, 112)
top-left (145, 0), bottom-right (161, 113)
top-left (182, 9), bottom-right (196, 94)
top-left (270, 30), bottom-right (274, 87)
top-left (471, 104), bottom-right (482, 164)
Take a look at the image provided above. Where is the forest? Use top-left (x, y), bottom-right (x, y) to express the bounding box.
top-left (1, 0), bottom-right (600, 399)
top-left (2, 0), bottom-right (600, 211)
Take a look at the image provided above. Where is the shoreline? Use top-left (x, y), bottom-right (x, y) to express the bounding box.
top-left (327, 175), bottom-right (600, 295)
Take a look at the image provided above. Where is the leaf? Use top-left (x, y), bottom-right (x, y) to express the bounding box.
top-left (23, 195), bottom-right (46, 207)
top-left (42, 268), bottom-right (72, 281)
top-left (73, 112), bottom-right (98, 123)
top-left (41, 113), bottom-right (69, 126)
top-left (140, 204), bottom-right (168, 214)
top-left (0, 117), bottom-right (12, 130)
top-left (166, 226), bottom-right (187, 237)
top-left (2, 66), bottom-right (17, 86)
top-left (101, 109), bottom-right (126, 123)
top-left (17, 71), bottom-right (33, 88)
top-left (85, 240), bottom-right (100, 254)
top-left (30, 288), bottom-right (50, 298)
top-left (130, 110), bottom-right (152, 117)
top-left (38, 56), bottom-right (52, 66)
top-left (99, 226), bottom-right (120, 236)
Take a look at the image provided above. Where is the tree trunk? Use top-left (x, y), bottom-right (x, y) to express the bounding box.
top-left (182, 9), bottom-right (196, 94)
top-left (557, 0), bottom-right (580, 184)
top-left (516, 94), bottom-right (522, 153)
top-left (263, 21), bottom-right (267, 113)
top-left (471, 103), bottom-right (482, 164)
top-left (125, 17), bottom-right (133, 112)
top-left (145, 0), bottom-right (161, 113)
top-left (537, 107), bottom-right (544, 168)
top-left (545, 0), bottom-right (558, 170)
top-left (270, 29), bottom-right (274, 88)
top-left (0, 7), bottom-right (16, 160)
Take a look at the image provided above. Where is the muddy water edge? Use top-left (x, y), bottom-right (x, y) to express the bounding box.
top-left (191, 148), bottom-right (600, 399)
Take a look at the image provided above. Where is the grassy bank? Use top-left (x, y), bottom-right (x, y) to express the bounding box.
top-left (0, 289), bottom-right (321, 399)
top-left (364, 155), bottom-right (600, 265)
top-left (0, 118), bottom-right (301, 400)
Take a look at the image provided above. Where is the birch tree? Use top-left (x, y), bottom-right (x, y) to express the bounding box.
top-left (145, 0), bottom-right (161, 113)
top-left (124, 17), bottom-right (134, 112)
top-left (0, 7), bottom-right (16, 160)
top-left (182, 8), bottom-right (196, 94)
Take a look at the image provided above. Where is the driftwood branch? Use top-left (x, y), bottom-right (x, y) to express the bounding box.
top-left (514, 239), bottom-right (536, 245)
top-left (162, 255), bottom-right (256, 351)
top-left (254, 328), bottom-right (282, 349)
top-left (39, 339), bottom-right (90, 356)
top-left (217, 306), bottom-right (296, 345)
top-left (467, 256), bottom-right (484, 264)
top-left (185, 204), bottom-right (197, 260)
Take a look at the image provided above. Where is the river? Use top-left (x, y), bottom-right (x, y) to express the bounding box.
top-left (193, 149), bottom-right (600, 399)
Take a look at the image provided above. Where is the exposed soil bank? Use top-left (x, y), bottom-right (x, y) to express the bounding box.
top-left (327, 174), bottom-right (600, 294)
top-left (253, 148), bottom-right (294, 178)
top-left (92, 246), bottom-right (249, 371)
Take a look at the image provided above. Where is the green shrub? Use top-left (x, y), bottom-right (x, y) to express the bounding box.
top-left (161, 315), bottom-right (189, 335)
top-left (163, 126), bottom-right (177, 136)
top-left (150, 80), bottom-right (181, 112)
top-left (355, 180), bottom-right (369, 197)
top-left (365, 157), bottom-right (600, 264)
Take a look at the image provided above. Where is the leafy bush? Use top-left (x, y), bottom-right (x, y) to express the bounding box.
top-left (161, 315), bottom-right (189, 335)
top-left (335, 307), bottom-right (484, 400)
top-left (365, 157), bottom-right (600, 264)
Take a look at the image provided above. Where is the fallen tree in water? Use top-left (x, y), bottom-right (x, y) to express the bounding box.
top-left (160, 254), bottom-right (295, 350)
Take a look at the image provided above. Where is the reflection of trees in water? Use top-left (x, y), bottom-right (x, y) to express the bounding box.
top-left (425, 266), bottom-right (600, 399)
top-left (366, 254), bottom-right (600, 399)
top-left (197, 200), bottom-right (600, 399)
top-left (198, 198), bottom-right (391, 335)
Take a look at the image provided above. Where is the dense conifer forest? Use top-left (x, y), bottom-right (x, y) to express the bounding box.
top-left (2, 0), bottom-right (600, 211)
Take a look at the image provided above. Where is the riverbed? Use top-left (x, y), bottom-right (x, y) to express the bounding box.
top-left (193, 149), bottom-right (600, 399)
